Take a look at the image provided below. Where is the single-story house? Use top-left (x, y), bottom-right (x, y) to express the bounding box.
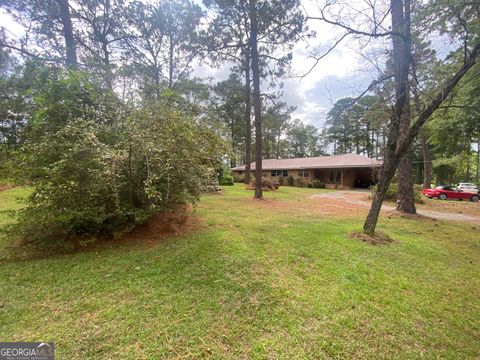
top-left (231, 153), bottom-right (382, 189)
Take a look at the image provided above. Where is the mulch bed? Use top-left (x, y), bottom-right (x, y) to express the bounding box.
top-left (350, 231), bottom-right (397, 245)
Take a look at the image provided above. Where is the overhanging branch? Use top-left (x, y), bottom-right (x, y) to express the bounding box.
top-left (397, 41), bottom-right (480, 156)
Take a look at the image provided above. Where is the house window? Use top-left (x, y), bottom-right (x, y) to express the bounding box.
top-left (329, 170), bottom-right (342, 184)
top-left (271, 170), bottom-right (288, 177)
top-left (298, 170), bottom-right (309, 177)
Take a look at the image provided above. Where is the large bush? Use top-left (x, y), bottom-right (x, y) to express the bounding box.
top-left (233, 174), bottom-right (244, 183)
top-left (220, 173), bottom-right (234, 186)
top-left (308, 181), bottom-right (325, 189)
top-left (294, 177), bottom-right (306, 187)
top-left (9, 106), bottom-right (224, 246)
top-left (250, 177), bottom-right (278, 191)
top-left (217, 166), bottom-right (234, 186)
top-left (287, 175), bottom-right (295, 186)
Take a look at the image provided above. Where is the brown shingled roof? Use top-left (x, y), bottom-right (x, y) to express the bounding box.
top-left (231, 153), bottom-right (382, 171)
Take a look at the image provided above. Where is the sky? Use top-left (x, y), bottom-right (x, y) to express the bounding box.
top-left (0, 1), bottom-right (386, 129)
top-left (191, 0), bottom-right (385, 128)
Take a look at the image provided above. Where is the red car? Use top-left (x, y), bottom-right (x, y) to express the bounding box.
top-left (422, 185), bottom-right (479, 202)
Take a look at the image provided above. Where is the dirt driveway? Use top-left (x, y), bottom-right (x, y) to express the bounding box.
top-left (310, 190), bottom-right (480, 225)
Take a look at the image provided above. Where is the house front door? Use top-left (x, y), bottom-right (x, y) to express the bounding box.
top-left (314, 169), bottom-right (322, 180)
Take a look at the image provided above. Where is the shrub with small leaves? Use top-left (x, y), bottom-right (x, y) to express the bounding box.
top-left (287, 175), bottom-right (294, 186)
top-left (312, 181), bottom-right (326, 189)
top-left (250, 177), bottom-right (277, 191)
top-left (294, 177), bottom-right (306, 187)
top-left (233, 174), bottom-right (244, 183)
top-left (9, 105), bottom-right (224, 247)
top-left (220, 173), bottom-right (234, 186)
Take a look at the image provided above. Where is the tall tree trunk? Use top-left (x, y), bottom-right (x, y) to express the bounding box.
top-left (244, 46), bottom-right (252, 184)
top-left (476, 139), bottom-right (479, 183)
top-left (364, 154), bottom-right (399, 234)
top-left (395, 0), bottom-right (415, 214)
top-left (249, 0), bottom-right (262, 199)
top-left (421, 135), bottom-right (432, 188)
top-left (58, 0), bottom-right (78, 69)
top-left (231, 119), bottom-right (236, 168)
top-left (168, 34), bottom-right (174, 89)
top-left (396, 109), bottom-right (416, 213)
top-left (382, 131), bottom-right (386, 157)
top-left (154, 67), bottom-right (161, 99)
top-left (364, 0), bottom-right (410, 234)
top-left (466, 147), bottom-right (471, 181)
top-left (102, 41), bottom-right (113, 91)
top-left (367, 128), bottom-right (375, 158)
top-left (397, 150), bottom-right (416, 213)
top-left (276, 133), bottom-right (281, 159)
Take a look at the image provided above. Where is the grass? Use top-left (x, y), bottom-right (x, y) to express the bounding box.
top-left (0, 184), bottom-right (479, 359)
top-left (0, 187), bottom-right (31, 257)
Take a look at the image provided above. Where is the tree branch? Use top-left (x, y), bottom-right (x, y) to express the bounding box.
top-left (0, 40), bottom-right (58, 62)
top-left (307, 15), bottom-right (401, 39)
top-left (398, 41), bottom-right (480, 156)
top-left (293, 32), bottom-right (350, 79)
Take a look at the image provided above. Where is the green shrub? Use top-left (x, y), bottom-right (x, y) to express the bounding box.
top-left (251, 177), bottom-right (277, 191)
top-left (278, 176), bottom-right (285, 186)
top-left (371, 183), bottom-right (397, 201)
top-left (8, 107), bottom-right (224, 247)
top-left (233, 174), bottom-right (245, 183)
top-left (287, 175), bottom-right (294, 186)
top-left (312, 181), bottom-right (326, 188)
top-left (215, 165), bottom-right (235, 186)
top-left (307, 183), bottom-right (313, 188)
top-left (371, 183), bottom-right (423, 203)
top-left (220, 173), bottom-right (234, 186)
top-left (294, 177), bottom-right (306, 187)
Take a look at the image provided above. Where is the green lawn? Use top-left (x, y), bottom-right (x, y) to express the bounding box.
top-left (0, 184), bottom-right (479, 359)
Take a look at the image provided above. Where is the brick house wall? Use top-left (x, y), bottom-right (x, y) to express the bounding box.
top-left (232, 167), bottom-right (362, 189)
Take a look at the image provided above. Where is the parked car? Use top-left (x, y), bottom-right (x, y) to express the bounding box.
top-left (422, 185), bottom-right (479, 202)
top-left (457, 182), bottom-right (479, 193)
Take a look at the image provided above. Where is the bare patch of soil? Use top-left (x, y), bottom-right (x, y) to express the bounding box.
top-left (307, 199), bottom-right (367, 216)
top-left (350, 231), bottom-right (397, 245)
top-left (306, 195), bottom-right (369, 217)
top-left (118, 206), bottom-right (201, 246)
top-left (244, 193), bottom-right (369, 218)
top-left (0, 183), bottom-right (14, 192)
top-left (244, 185), bottom-right (278, 192)
top-left (385, 209), bottom-right (437, 222)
